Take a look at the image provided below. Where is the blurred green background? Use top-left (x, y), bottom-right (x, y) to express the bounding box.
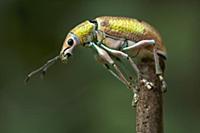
top-left (1, 0), bottom-right (200, 133)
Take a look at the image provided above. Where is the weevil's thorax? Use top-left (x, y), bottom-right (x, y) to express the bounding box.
top-left (70, 20), bottom-right (96, 45)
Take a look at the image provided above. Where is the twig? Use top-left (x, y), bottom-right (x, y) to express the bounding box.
top-left (136, 59), bottom-right (164, 133)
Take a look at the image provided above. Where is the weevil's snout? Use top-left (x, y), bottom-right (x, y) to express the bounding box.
top-left (60, 51), bottom-right (72, 63)
top-left (60, 34), bottom-right (80, 63)
top-left (60, 44), bottom-right (74, 63)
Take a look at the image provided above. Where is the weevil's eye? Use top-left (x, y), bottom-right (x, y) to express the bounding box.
top-left (67, 39), bottom-right (74, 46)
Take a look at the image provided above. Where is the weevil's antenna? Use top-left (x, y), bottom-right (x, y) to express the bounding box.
top-left (25, 55), bottom-right (60, 83)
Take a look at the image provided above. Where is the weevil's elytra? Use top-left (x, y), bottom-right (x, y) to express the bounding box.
top-left (26, 16), bottom-right (167, 106)
top-left (95, 16), bottom-right (165, 52)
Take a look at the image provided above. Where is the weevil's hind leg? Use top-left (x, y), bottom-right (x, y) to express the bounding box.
top-left (122, 39), bottom-right (157, 89)
top-left (121, 39), bottom-right (156, 77)
top-left (153, 48), bottom-right (167, 92)
top-left (153, 49), bottom-right (162, 75)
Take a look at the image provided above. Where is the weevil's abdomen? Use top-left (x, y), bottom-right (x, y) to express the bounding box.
top-left (95, 16), bottom-right (166, 52)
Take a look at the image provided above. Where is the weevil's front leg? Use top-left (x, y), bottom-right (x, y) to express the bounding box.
top-left (96, 56), bottom-right (127, 86)
top-left (90, 42), bottom-right (132, 90)
top-left (100, 43), bottom-right (141, 86)
top-left (99, 43), bottom-right (141, 106)
top-left (111, 62), bottom-right (139, 107)
top-left (103, 64), bottom-right (126, 85)
top-left (100, 43), bottom-right (140, 77)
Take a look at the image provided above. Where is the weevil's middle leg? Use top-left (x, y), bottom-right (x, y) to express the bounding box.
top-left (122, 39), bottom-right (155, 51)
top-left (122, 39), bottom-right (167, 92)
top-left (101, 40), bottom-right (159, 91)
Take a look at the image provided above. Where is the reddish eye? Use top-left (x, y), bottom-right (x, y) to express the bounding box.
top-left (67, 39), bottom-right (74, 46)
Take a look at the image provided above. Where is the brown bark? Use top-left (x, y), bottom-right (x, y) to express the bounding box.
top-left (136, 60), bottom-right (164, 133)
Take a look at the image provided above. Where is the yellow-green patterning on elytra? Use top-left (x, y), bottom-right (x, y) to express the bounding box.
top-left (95, 16), bottom-right (163, 51)
top-left (96, 16), bottom-right (145, 39)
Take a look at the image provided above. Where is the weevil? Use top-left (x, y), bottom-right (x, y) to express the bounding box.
top-left (25, 16), bottom-right (167, 106)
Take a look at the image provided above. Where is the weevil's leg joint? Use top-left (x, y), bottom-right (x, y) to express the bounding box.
top-left (122, 39), bottom-right (156, 51)
top-left (100, 43), bottom-right (128, 58)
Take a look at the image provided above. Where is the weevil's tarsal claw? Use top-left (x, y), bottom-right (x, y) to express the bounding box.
top-left (158, 75), bottom-right (167, 92)
top-left (140, 78), bottom-right (154, 90)
top-left (131, 85), bottom-right (139, 107)
top-left (24, 55), bottom-right (60, 83)
top-left (132, 93), bottom-right (139, 107)
top-left (161, 81), bottom-right (167, 92)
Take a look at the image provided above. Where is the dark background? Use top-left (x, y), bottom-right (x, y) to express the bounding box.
top-left (1, 0), bottom-right (200, 133)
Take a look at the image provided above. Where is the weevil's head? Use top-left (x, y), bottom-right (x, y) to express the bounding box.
top-left (60, 20), bottom-right (96, 63)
